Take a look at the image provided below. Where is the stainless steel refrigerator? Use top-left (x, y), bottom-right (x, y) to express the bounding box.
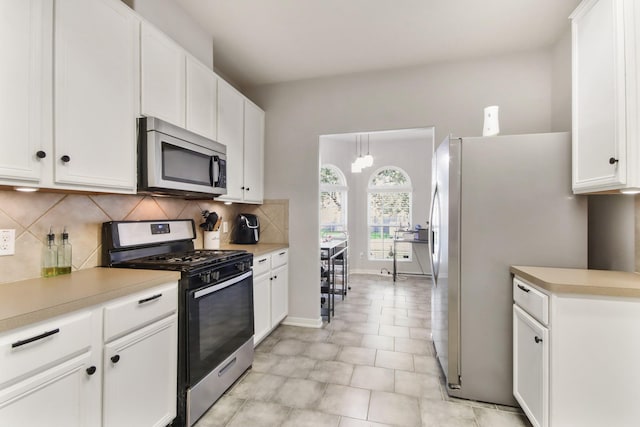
top-left (428, 132), bottom-right (587, 406)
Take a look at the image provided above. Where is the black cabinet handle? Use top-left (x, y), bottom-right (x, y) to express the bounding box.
top-left (86, 366), bottom-right (97, 376)
top-left (11, 328), bottom-right (60, 348)
top-left (534, 336), bottom-right (543, 344)
top-left (241, 186), bottom-right (245, 190)
top-left (138, 293), bottom-right (162, 304)
top-left (609, 157), bottom-right (619, 165)
top-left (258, 259), bottom-right (267, 263)
top-left (245, 187), bottom-right (250, 191)
top-left (517, 284), bottom-right (530, 293)
top-left (60, 155), bottom-right (71, 163)
top-left (273, 275), bottom-right (278, 279)
top-left (36, 150), bottom-right (46, 159)
top-left (279, 252), bottom-right (286, 256)
top-left (111, 355), bottom-right (120, 364)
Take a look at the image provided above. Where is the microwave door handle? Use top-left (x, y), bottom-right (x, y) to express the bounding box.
top-left (209, 157), bottom-right (214, 186)
top-left (212, 156), bottom-right (220, 186)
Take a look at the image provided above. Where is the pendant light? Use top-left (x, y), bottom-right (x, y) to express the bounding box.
top-left (351, 134), bottom-right (362, 173)
top-left (362, 134), bottom-right (374, 167)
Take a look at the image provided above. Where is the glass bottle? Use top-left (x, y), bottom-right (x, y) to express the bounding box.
top-left (41, 227), bottom-right (57, 278)
top-left (56, 227), bottom-right (72, 275)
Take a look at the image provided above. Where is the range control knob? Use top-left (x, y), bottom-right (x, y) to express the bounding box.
top-left (236, 263), bottom-right (245, 272)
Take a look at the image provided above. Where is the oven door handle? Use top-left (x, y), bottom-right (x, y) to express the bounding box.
top-left (193, 270), bottom-right (252, 299)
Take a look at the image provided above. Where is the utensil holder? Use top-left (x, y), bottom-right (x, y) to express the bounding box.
top-left (204, 231), bottom-right (220, 250)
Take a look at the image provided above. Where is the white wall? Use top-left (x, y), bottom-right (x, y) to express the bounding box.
top-left (551, 28), bottom-right (572, 132)
top-left (588, 195), bottom-right (635, 272)
top-left (122, 0), bottom-right (213, 68)
top-left (320, 129), bottom-right (433, 275)
top-left (249, 48), bottom-right (556, 325)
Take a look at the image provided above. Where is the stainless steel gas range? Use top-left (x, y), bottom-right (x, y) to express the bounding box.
top-left (102, 219), bottom-right (254, 427)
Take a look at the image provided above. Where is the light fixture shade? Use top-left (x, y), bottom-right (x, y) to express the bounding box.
top-left (362, 154), bottom-right (374, 167)
top-left (355, 156), bottom-right (367, 168)
top-left (351, 161), bottom-right (362, 173)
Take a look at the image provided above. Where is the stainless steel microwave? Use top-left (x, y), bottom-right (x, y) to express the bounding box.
top-left (138, 117), bottom-right (227, 198)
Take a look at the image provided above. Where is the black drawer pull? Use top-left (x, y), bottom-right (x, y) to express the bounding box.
top-left (517, 284), bottom-right (530, 293)
top-left (534, 336), bottom-right (543, 344)
top-left (258, 259), bottom-right (267, 263)
top-left (11, 328), bottom-right (60, 348)
top-left (279, 252), bottom-right (286, 256)
top-left (138, 293), bottom-right (162, 304)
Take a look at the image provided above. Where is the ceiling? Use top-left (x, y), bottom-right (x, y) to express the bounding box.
top-left (175, 0), bottom-right (581, 89)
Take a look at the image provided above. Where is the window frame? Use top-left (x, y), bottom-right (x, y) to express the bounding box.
top-left (366, 166), bottom-right (413, 262)
top-left (320, 164), bottom-right (348, 237)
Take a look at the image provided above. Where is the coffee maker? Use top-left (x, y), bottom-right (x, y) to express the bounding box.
top-left (232, 213), bottom-right (260, 244)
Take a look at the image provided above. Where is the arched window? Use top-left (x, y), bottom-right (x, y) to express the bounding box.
top-left (367, 166), bottom-right (412, 261)
top-left (320, 164), bottom-right (348, 237)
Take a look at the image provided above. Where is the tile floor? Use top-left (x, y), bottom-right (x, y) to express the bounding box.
top-left (195, 274), bottom-right (532, 427)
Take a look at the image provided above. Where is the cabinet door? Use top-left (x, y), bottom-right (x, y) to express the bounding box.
top-left (217, 79), bottom-right (245, 202)
top-left (141, 22), bottom-right (186, 127)
top-left (253, 273), bottom-right (271, 345)
top-left (243, 100), bottom-right (265, 203)
top-left (54, 0), bottom-right (139, 192)
top-left (513, 305), bottom-right (548, 427)
top-left (0, 352), bottom-right (99, 426)
top-left (186, 56), bottom-right (217, 140)
top-left (271, 265), bottom-right (288, 326)
top-left (0, 0), bottom-right (51, 185)
top-left (103, 315), bottom-right (177, 427)
top-left (572, 0), bottom-right (627, 192)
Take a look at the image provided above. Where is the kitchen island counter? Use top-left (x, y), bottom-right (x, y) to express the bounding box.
top-left (0, 268), bottom-right (180, 332)
top-left (510, 266), bottom-right (640, 298)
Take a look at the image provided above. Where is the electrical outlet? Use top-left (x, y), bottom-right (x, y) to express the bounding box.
top-left (0, 229), bottom-right (16, 256)
top-left (222, 221), bottom-right (228, 233)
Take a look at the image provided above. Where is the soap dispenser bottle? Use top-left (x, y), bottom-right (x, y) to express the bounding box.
top-left (57, 227), bottom-right (72, 275)
top-left (41, 227), bottom-right (57, 278)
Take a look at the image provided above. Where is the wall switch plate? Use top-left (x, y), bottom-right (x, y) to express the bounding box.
top-left (222, 221), bottom-right (228, 233)
top-left (0, 229), bottom-right (16, 256)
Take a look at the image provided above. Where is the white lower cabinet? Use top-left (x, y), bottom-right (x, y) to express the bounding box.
top-left (513, 305), bottom-right (548, 427)
top-left (0, 281), bottom-right (178, 426)
top-left (103, 315), bottom-right (177, 427)
top-left (252, 249), bottom-right (289, 345)
top-left (513, 275), bottom-right (640, 427)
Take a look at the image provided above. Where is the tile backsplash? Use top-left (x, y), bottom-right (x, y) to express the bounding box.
top-left (0, 190), bottom-right (288, 284)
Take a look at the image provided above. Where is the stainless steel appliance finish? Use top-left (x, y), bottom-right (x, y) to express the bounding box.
top-left (428, 133), bottom-right (587, 405)
top-left (138, 116), bottom-right (227, 198)
top-left (102, 219), bottom-right (253, 427)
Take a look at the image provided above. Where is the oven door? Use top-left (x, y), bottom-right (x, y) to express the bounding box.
top-left (143, 127), bottom-right (227, 196)
top-left (187, 270), bottom-right (253, 386)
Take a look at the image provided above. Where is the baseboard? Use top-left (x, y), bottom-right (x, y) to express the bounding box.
top-left (281, 316), bottom-right (323, 328)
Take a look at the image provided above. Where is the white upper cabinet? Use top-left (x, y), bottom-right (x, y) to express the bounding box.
top-left (243, 100), bottom-right (265, 204)
top-left (140, 22), bottom-right (186, 128)
top-left (186, 56), bottom-right (217, 140)
top-left (0, 0), bottom-right (51, 186)
top-left (572, 0), bottom-right (640, 193)
top-left (217, 79), bottom-right (246, 202)
top-left (54, 0), bottom-right (139, 192)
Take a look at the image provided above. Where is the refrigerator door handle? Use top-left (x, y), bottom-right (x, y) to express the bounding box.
top-left (428, 185), bottom-right (439, 285)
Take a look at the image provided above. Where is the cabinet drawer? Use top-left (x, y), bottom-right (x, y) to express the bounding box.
top-left (0, 310), bottom-right (93, 386)
top-left (513, 277), bottom-right (549, 325)
top-left (103, 282), bottom-right (177, 342)
top-left (272, 249), bottom-right (288, 268)
top-left (253, 254), bottom-right (271, 277)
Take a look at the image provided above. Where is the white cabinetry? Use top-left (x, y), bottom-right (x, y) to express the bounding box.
top-left (186, 56), bottom-right (217, 140)
top-left (102, 282), bottom-right (178, 427)
top-left (217, 81), bottom-right (265, 204)
top-left (243, 100), bottom-right (265, 204)
top-left (0, 0), bottom-right (139, 193)
top-left (54, 0), bottom-right (139, 192)
top-left (141, 22), bottom-right (186, 128)
top-left (512, 274), bottom-right (640, 427)
top-left (141, 22), bottom-right (218, 141)
top-left (252, 249), bottom-right (289, 345)
top-left (217, 80), bottom-right (246, 202)
top-left (571, 0), bottom-right (640, 193)
top-left (0, 311), bottom-right (100, 426)
top-left (0, 281), bottom-right (178, 426)
top-left (0, 0), bottom-right (51, 186)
